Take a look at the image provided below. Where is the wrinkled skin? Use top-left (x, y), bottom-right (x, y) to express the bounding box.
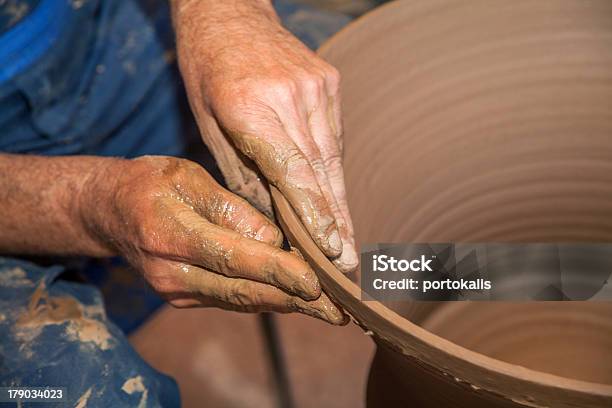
top-left (172, 0), bottom-right (359, 273)
top-left (79, 156), bottom-right (347, 325)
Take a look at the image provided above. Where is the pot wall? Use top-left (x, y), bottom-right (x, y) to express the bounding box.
top-left (318, 0), bottom-right (612, 406)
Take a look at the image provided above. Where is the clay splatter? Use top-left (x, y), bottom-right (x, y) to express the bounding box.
top-left (122, 376), bottom-right (148, 408)
top-left (75, 387), bottom-right (92, 408)
top-left (15, 282), bottom-right (113, 351)
top-left (71, 0), bottom-right (86, 10)
top-left (0, 0), bottom-right (29, 27)
top-left (0, 267), bottom-right (31, 287)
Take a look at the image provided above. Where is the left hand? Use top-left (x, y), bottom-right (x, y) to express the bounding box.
top-left (78, 156), bottom-right (347, 325)
top-left (172, 0), bottom-right (358, 273)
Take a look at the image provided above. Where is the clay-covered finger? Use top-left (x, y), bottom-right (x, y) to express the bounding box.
top-left (163, 201), bottom-right (321, 300)
top-left (206, 186), bottom-right (283, 246)
top-left (226, 127), bottom-right (342, 258)
top-left (178, 263), bottom-right (347, 325)
top-left (316, 142), bottom-right (358, 271)
top-left (306, 95), bottom-right (358, 273)
top-left (173, 162), bottom-right (282, 246)
top-left (282, 76), bottom-right (356, 272)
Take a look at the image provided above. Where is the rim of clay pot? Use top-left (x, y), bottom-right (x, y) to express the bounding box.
top-left (271, 2), bottom-right (612, 406)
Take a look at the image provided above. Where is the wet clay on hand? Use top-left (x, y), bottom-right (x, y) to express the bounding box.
top-left (172, 0), bottom-right (358, 273)
top-left (79, 155), bottom-right (346, 325)
top-left (272, 0), bottom-right (612, 407)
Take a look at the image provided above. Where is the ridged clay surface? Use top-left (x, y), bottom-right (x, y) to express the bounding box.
top-left (272, 0), bottom-right (612, 407)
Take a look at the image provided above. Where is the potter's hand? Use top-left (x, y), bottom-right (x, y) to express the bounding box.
top-left (172, 0), bottom-right (358, 273)
top-left (80, 156), bottom-right (346, 325)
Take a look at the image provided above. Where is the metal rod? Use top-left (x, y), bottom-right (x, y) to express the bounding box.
top-left (259, 313), bottom-right (294, 408)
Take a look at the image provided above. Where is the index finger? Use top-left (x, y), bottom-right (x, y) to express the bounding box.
top-left (159, 198), bottom-right (322, 300)
top-left (169, 162), bottom-right (283, 246)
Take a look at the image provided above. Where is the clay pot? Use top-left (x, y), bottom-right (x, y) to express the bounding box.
top-left (272, 0), bottom-right (612, 407)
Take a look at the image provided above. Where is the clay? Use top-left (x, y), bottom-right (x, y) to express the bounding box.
top-left (198, 117), bottom-right (275, 218)
top-left (75, 387), bottom-right (93, 408)
top-left (16, 282), bottom-right (113, 350)
top-left (229, 130), bottom-right (343, 258)
top-left (0, 267), bottom-right (32, 287)
top-left (271, 0), bottom-right (612, 406)
top-left (122, 376), bottom-right (149, 408)
top-left (179, 261), bottom-right (346, 325)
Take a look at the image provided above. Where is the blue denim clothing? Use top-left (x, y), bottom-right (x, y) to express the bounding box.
top-left (0, 0), bottom-right (44, 78)
top-left (0, 1), bottom-right (40, 34)
top-left (1, 0), bottom-right (191, 339)
top-left (0, 0), bottom-right (350, 158)
top-left (0, 0), bottom-right (350, 406)
top-left (0, 0), bottom-right (186, 157)
top-left (0, 257), bottom-right (181, 408)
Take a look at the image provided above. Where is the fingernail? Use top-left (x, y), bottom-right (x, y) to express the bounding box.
top-left (285, 251), bottom-right (320, 300)
top-left (296, 296), bottom-right (348, 326)
top-left (328, 230), bottom-right (343, 254)
top-left (333, 242), bottom-right (359, 273)
top-left (317, 301), bottom-right (348, 326)
top-left (256, 224), bottom-right (283, 246)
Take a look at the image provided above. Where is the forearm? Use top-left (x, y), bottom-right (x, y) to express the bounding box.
top-left (170, 0), bottom-right (275, 26)
top-left (171, 0), bottom-right (282, 86)
top-left (0, 154), bottom-right (119, 257)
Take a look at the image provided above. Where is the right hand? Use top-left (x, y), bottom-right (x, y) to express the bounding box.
top-left (173, 0), bottom-right (359, 273)
top-left (78, 156), bottom-right (347, 325)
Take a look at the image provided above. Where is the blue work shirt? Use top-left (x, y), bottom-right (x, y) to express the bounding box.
top-left (0, 0), bottom-right (186, 158)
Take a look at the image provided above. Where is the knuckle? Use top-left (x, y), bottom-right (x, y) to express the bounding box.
top-left (266, 78), bottom-right (298, 101)
top-left (207, 189), bottom-right (231, 223)
top-left (301, 74), bottom-right (325, 97)
top-left (227, 280), bottom-right (261, 306)
top-left (310, 157), bottom-right (327, 176)
top-left (325, 66), bottom-right (341, 91)
top-left (218, 198), bottom-right (235, 226)
top-left (322, 153), bottom-right (342, 171)
top-left (136, 217), bottom-right (160, 250)
top-left (173, 158), bottom-right (205, 179)
top-left (280, 148), bottom-right (306, 170)
top-left (285, 297), bottom-right (299, 311)
top-left (221, 233), bottom-right (242, 269)
top-left (176, 157), bottom-right (201, 171)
